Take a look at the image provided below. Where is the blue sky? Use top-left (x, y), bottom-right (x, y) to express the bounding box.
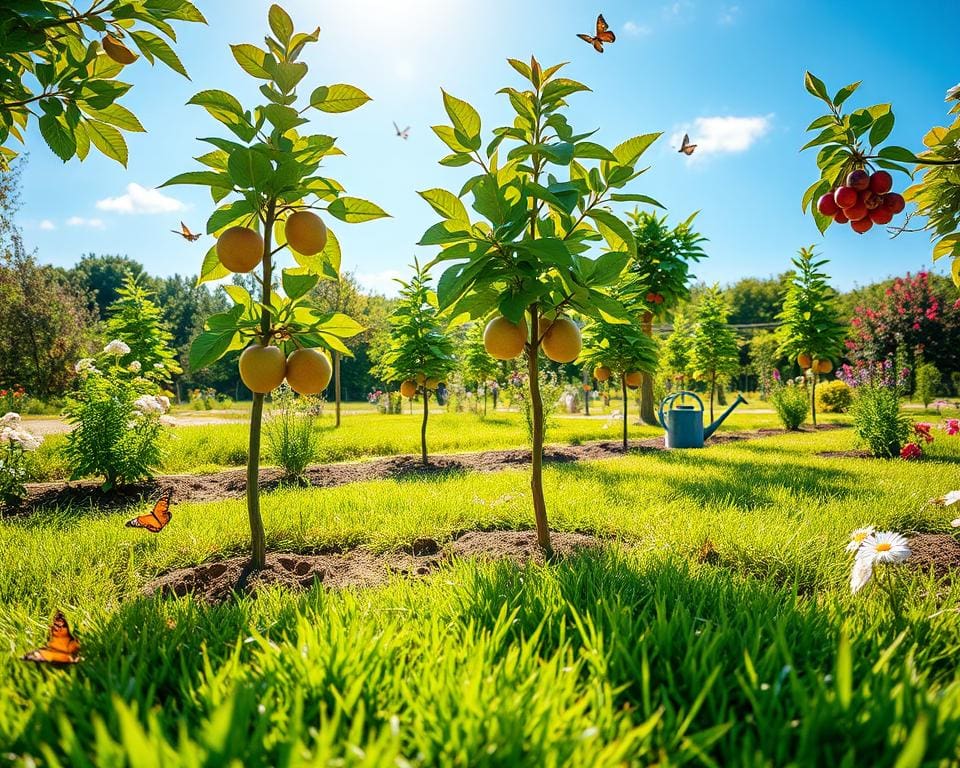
top-left (14, 0), bottom-right (959, 295)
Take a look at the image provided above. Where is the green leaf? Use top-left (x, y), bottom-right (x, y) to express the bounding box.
top-left (227, 147), bottom-right (273, 189)
top-left (282, 268), bottom-right (319, 300)
top-left (587, 210), bottom-right (636, 258)
top-left (869, 111), bottom-right (895, 147)
top-left (206, 200), bottom-right (255, 234)
top-left (85, 120), bottom-right (128, 166)
top-left (877, 145), bottom-right (918, 163)
top-left (268, 4), bottom-right (294, 44)
top-left (80, 103), bottom-right (144, 132)
top-left (309, 84), bottom-right (371, 113)
top-left (197, 245), bottom-right (230, 284)
top-left (893, 714), bottom-right (928, 768)
top-left (590, 250), bottom-right (630, 284)
top-left (835, 629), bottom-right (852, 710)
top-left (327, 197), bottom-right (389, 223)
top-left (541, 78), bottom-right (590, 103)
top-left (832, 80), bottom-right (861, 108)
top-left (518, 238), bottom-right (573, 269)
top-left (223, 284), bottom-right (255, 311)
top-left (419, 188), bottom-right (469, 223)
top-left (130, 30), bottom-right (189, 78)
top-left (609, 193), bottom-right (664, 208)
top-left (573, 142), bottom-right (617, 161)
top-left (273, 61), bottom-right (307, 94)
top-left (442, 90), bottom-right (481, 141)
top-left (314, 312), bottom-right (364, 339)
top-left (611, 133), bottom-right (661, 166)
top-left (230, 44), bottom-right (274, 79)
top-left (38, 114), bottom-right (75, 162)
top-left (804, 71), bottom-right (832, 105)
top-left (190, 329), bottom-right (238, 370)
top-left (162, 170), bottom-right (232, 189)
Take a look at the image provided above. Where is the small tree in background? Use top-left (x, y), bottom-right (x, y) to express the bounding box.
top-left (914, 362), bottom-right (941, 408)
top-left (629, 211), bottom-right (706, 423)
top-left (375, 262), bottom-right (457, 465)
top-left (105, 273), bottom-right (182, 391)
top-left (749, 330), bottom-right (781, 399)
top-left (688, 286), bottom-right (740, 421)
top-left (661, 307), bottom-right (693, 390)
top-left (776, 247), bottom-right (846, 425)
top-left (462, 322), bottom-right (499, 415)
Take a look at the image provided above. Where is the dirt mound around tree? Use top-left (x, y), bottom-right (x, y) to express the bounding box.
top-left (143, 529), bottom-right (601, 604)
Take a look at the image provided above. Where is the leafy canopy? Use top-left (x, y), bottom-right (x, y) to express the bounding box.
top-left (579, 275), bottom-right (658, 375)
top-left (0, 0), bottom-right (205, 167)
top-left (629, 210), bottom-right (706, 311)
top-left (688, 286), bottom-right (740, 381)
top-left (776, 247), bottom-right (845, 361)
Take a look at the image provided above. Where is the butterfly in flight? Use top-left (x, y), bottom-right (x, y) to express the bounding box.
top-left (171, 221), bottom-right (202, 241)
top-left (21, 611), bottom-right (81, 665)
top-left (679, 134), bottom-right (697, 156)
top-left (126, 488), bottom-right (173, 533)
top-left (577, 14), bottom-right (616, 53)
top-left (393, 121), bottom-right (410, 140)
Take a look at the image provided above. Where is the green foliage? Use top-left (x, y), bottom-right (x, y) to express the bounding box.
top-left (661, 308), bottom-right (693, 385)
top-left (770, 382), bottom-right (810, 430)
top-left (0, 0), bottom-right (204, 167)
top-left (105, 273), bottom-right (182, 387)
top-left (850, 386), bottom-right (911, 458)
top-left (688, 286), bottom-right (740, 412)
top-left (461, 322), bottom-right (499, 389)
top-left (748, 331), bottom-right (781, 398)
top-left (776, 247), bottom-right (846, 363)
top-left (509, 372), bottom-right (565, 446)
top-left (816, 380), bottom-right (853, 414)
top-left (629, 210), bottom-right (706, 313)
top-left (265, 385), bottom-right (320, 479)
top-left (914, 362), bottom-right (942, 408)
top-left (0, 414), bottom-right (43, 506)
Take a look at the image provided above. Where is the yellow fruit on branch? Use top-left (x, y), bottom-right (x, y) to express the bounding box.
top-left (483, 316), bottom-right (527, 360)
top-left (624, 371), bottom-right (642, 388)
top-left (102, 35), bottom-right (138, 65)
top-left (815, 359), bottom-right (833, 374)
top-left (425, 377), bottom-right (439, 390)
top-left (415, 373), bottom-right (426, 385)
top-left (541, 316), bottom-right (581, 363)
top-left (797, 353), bottom-right (812, 370)
top-left (285, 348), bottom-right (332, 395)
top-left (284, 211), bottom-right (327, 256)
top-left (217, 227), bottom-right (264, 273)
top-left (239, 344), bottom-right (286, 394)
top-left (399, 380), bottom-right (417, 398)
top-left (593, 365), bottom-right (611, 382)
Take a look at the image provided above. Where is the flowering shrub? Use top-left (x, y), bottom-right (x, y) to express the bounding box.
top-left (63, 341), bottom-right (168, 490)
top-left (945, 418), bottom-right (959, 436)
top-left (0, 412), bottom-right (43, 507)
top-left (770, 382), bottom-right (809, 430)
top-left (815, 380), bottom-right (853, 413)
top-left (0, 385), bottom-right (26, 413)
top-left (840, 360), bottom-right (911, 458)
top-left (900, 443), bottom-right (922, 460)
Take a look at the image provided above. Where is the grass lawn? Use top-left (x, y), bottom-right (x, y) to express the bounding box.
top-left (3, 426), bottom-right (960, 764)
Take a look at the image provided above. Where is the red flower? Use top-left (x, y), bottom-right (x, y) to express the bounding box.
top-left (914, 422), bottom-right (935, 443)
top-left (900, 443), bottom-right (923, 460)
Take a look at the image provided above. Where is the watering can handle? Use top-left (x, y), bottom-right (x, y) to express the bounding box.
top-left (657, 392), bottom-right (678, 429)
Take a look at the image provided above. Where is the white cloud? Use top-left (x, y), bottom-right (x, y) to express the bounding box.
top-left (355, 269), bottom-right (404, 295)
top-left (661, 1), bottom-right (694, 21)
top-left (66, 216), bottom-right (105, 229)
top-left (95, 183), bottom-right (185, 215)
top-left (39, 219), bottom-right (56, 231)
top-left (718, 5), bottom-right (740, 25)
top-left (671, 115), bottom-right (773, 159)
top-left (622, 20), bottom-right (652, 37)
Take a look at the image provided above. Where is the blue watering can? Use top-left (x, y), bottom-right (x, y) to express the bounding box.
top-left (658, 391), bottom-right (748, 448)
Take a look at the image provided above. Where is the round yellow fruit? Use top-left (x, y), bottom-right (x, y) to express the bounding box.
top-left (815, 359), bottom-right (833, 374)
top-left (415, 373), bottom-right (426, 385)
top-left (483, 316), bottom-right (527, 360)
top-left (425, 377), bottom-right (439, 390)
top-left (217, 227), bottom-right (263, 273)
top-left (285, 348), bottom-right (332, 395)
top-left (284, 211), bottom-right (327, 256)
top-left (102, 35), bottom-right (138, 65)
top-left (541, 316), bottom-right (581, 363)
top-left (239, 344), bottom-right (286, 394)
top-left (624, 371), bottom-right (643, 388)
top-left (593, 365), bottom-right (611, 382)
top-left (797, 353), bottom-right (812, 370)
top-left (400, 380), bottom-right (417, 398)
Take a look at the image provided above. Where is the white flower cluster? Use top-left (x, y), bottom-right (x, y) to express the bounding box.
top-left (846, 527), bottom-right (911, 594)
top-left (103, 339), bottom-right (131, 356)
top-left (128, 360), bottom-right (142, 373)
top-left (938, 490), bottom-right (960, 528)
top-left (74, 358), bottom-right (99, 375)
top-left (0, 414), bottom-right (43, 452)
top-left (133, 394), bottom-right (171, 416)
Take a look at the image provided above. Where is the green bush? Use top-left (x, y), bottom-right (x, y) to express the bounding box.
top-left (815, 380), bottom-right (853, 413)
top-left (914, 362), bottom-right (941, 408)
top-left (265, 386), bottom-right (320, 479)
top-left (850, 386), bottom-right (910, 458)
top-left (770, 383), bottom-right (809, 430)
top-left (0, 414), bottom-right (43, 507)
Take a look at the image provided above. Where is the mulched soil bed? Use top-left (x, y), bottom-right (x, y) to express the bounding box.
top-left (907, 533), bottom-right (960, 578)
top-left (15, 425), bottom-right (844, 517)
top-left (143, 530), bottom-right (600, 604)
top-left (817, 450), bottom-right (878, 459)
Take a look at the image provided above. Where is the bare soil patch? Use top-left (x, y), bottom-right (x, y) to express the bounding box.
top-left (143, 529), bottom-right (600, 604)
top-left (907, 533), bottom-right (960, 578)
top-left (817, 450), bottom-right (878, 460)
top-left (14, 425), bottom-right (844, 517)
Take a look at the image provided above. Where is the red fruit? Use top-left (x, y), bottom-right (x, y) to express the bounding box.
top-left (870, 207), bottom-right (893, 225)
top-left (646, 292), bottom-right (656, 302)
top-left (834, 186), bottom-right (858, 209)
top-left (850, 218), bottom-right (873, 234)
top-left (833, 210), bottom-right (849, 224)
top-left (845, 202), bottom-right (868, 221)
top-left (861, 190), bottom-right (881, 210)
top-left (655, 294), bottom-right (664, 304)
top-left (869, 170), bottom-right (893, 194)
top-left (817, 193), bottom-right (839, 216)
top-left (885, 192), bottom-right (905, 214)
top-left (846, 169), bottom-right (870, 191)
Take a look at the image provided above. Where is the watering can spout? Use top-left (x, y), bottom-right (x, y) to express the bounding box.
top-left (703, 393), bottom-right (748, 440)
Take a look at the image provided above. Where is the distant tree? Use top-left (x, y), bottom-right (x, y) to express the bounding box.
top-left (914, 362), bottom-right (941, 408)
top-left (776, 247), bottom-right (846, 425)
top-left (68, 254), bottom-right (146, 319)
top-left (105, 273), bottom-right (182, 389)
top-left (661, 307), bottom-right (693, 389)
top-left (312, 271), bottom-right (367, 425)
top-left (748, 331), bottom-right (781, 399)
top-left (725, 274), bottom-right (791, 326)
top-left (629, 210), bottom-right (706, 424)
top-left (461, 322), bottom-right (499, 414)
top-left (688, 286), bottom-right (740, 421)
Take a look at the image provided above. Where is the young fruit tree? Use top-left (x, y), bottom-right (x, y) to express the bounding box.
top-left (776, 247), bottom-right (845, 426)
top-left (801, 73), bottom-right (960, 288)
top-left (462, 322), bottom-right (500, 415)
top-left (629, 210), bottom-right (707, 423)
top-left (418, 56), bottom-right (662, 555)
top-left (688, 286), bottom-right (740, 422)
top-left (165, 5), bottom-right (384, 571)
top-left (374, 261), bottom-right (457, 465)
top-left (0, 0), bottom-right (204, 167)
top-left (661, 307), bottom-right (693, 390)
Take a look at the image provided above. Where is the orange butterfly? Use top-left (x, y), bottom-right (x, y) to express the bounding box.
top-left (126, 488), bottom-right (173, 533)
top-left (22, 611), bottom-right (81, 665)
top-left (679, 134), bottom-right (697, 156)
top-left (171, 221), bottom-right (201, 241)
top-left (577, 14), bottom-right (616, 53)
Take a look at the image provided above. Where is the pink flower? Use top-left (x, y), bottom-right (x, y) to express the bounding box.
top-left (900, 443), bottom-right (923, 460)
top-left (945, 419), bottom-right (960, 437)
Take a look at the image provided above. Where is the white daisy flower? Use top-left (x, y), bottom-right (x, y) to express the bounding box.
top-left (942, 490), bottom-right (960, 507)
top-left (128, 360), bottom-right (142, 373)
top-left (850, 557), bottom-right (873, 595)
top-left (845, 526), bottom-right (875, 553)
top-left (856, 531), bottom-right (911, 564)
top-left (103, 339), bottom-right (131, 356)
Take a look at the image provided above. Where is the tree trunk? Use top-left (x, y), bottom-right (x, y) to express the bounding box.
top-left (583, 367), bottom-right (590, 416)
top-left (709, 372), bottom-right (716, 422)
top-left (333, 351), bottom-right (341, 427)
top-left (622, 376), bottom-right (628, 451)
top-left (421, 388), bottom-right (429, 465)
top-left (527, 303), bottom-right (552, 557)
top-left (639, 311), bottom-right (656, 424)
top-left (811, 374), bottom-right (818, 427)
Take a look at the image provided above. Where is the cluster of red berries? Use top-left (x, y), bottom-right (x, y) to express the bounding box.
top-left (645, 292), bottom-right (664, 304)
top-left (817, 169), bottom-right (905, 234)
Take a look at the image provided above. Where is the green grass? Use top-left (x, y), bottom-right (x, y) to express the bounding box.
top-left (3, 428), bottom-right (960, 764)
